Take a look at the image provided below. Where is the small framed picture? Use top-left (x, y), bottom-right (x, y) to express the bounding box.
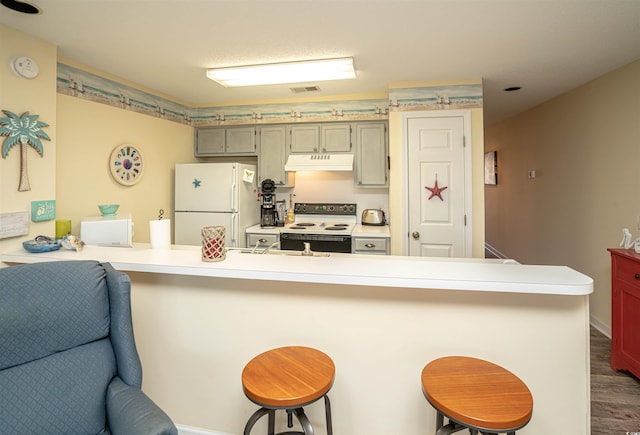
top-left (484, 151), bottom-right (497, 185)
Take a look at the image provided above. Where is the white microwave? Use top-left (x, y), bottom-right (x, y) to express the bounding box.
top-left (81, 214), bottom-right (134, 247)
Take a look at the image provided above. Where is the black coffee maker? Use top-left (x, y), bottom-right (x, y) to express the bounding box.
top-left (260, 179), bottom-right (277, 228)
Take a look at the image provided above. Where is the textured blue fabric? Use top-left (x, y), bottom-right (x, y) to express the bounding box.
top-left (105, 262), bottom-right (142, 387)
top-left (0, 338), bottom-right (116, 434)
top-left (0, 260), bottom-right (177, 435)
top-left (107, 377), bottom-right (178, 435)
top-left (0, 260), bottom-right (109, 371)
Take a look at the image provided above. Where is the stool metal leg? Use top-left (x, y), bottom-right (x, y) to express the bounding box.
top-left (244, 407), bottom-right (272, 435)
top-left (434, 422), bottom-right (466, 435)
top-left (268, 409), bottom-right (275, 435)
top-left (245, 395), bottom-right (333, 435)
top-left (324, 395), bottom-right (333, 435)
top-left (434, 412), bottom-right (467, 435)
top-left (293, 407), bottom-right (314, 435)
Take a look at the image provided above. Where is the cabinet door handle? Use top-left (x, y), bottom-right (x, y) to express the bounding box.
top-left (365, 243), bottom-right (375, 248)
top-left (258, 238), bottom-right (267, 244)
top-left (635, 273), bottom-right (640, 279)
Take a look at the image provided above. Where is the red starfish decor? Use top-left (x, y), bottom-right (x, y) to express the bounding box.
top-left (425, 179), bottom-right (448, 201)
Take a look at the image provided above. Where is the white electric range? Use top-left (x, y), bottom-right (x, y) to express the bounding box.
top-left (279, 203), bottom-right (357, 253)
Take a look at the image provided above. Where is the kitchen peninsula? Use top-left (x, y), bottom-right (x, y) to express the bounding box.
top-left (1, 245), bottom-right (593, 435)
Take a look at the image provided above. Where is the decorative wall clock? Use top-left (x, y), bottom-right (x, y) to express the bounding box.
top-left (109, 144), bottom-right (144, 186)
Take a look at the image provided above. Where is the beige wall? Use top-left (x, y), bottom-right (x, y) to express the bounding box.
top-left (56, 95), bottom-right (194, 242)
top-left (0, 24), bottom-right (57, 254)
top-left (128, 271), bottom-right (590, 434)
top-left (0, 24), bottom-right (192, 252)
top-left (485, 59), bottom-right (640, 332)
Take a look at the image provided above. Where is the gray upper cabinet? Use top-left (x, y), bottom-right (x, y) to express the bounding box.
top-left (355, 122), bottom-right (388, 187)
top-left (195, 128), bottom-right (225, 155)
top-left (194, 121), bottom-right (386, 189)
top-left (321, 124), bottom-right (352, 153)
top-left (195, 126), bottom-right (257, 156)
top-left (258, 125), bottom-right (293, 187)
top-left (289, 125), bottom-right (320, 153)
top-left (290, 123), bottom-right (352, 154)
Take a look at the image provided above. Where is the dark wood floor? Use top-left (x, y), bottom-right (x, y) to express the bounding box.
top-left (590, 327), bottom-right (640, 434)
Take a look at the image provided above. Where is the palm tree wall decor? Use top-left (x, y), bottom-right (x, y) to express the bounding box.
top-left (0, 109), bottom-right (51, 192)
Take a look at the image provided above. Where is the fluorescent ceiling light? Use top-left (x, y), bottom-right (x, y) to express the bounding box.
top-left (206, 57), bottom-right (356, 87)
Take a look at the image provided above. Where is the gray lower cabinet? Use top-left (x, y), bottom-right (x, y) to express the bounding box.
top-left (355, 122), bottom-right (388, 187)
top-left (247, 233), bottom-right (279, 249)
top-left (258, 126), bottom-right (293, 186)
top-left (195, 126), bottom-right (257, 156)
top-left (352, 237), bottom-right (390, 255)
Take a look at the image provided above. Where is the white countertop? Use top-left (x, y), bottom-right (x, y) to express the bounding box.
top-left (1, 243), bottom-right (592, 296)
top-left (245, 224), bottom-right (281, 235)
top-left (351, 224), bottom-right (390, 237)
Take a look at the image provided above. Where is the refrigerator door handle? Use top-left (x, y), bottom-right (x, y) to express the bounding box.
top-left (231, 213), bottom-right (238, 245)
top-left (231, 165), bottom-right (238, 212)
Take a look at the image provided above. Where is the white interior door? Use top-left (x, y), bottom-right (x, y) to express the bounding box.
top-left (407, 113), bottom-right (470, 257)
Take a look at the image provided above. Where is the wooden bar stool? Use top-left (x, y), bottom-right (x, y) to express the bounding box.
top-left (421, 356), bottom-right (533, 435)
top-left (242, 346), bottom-right (335, 435)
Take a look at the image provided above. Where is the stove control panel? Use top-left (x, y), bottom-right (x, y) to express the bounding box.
top-left (294, 203), bottom-right (357, 215)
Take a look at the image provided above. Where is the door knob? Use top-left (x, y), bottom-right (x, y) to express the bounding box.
top-left (412, 231), bottom-right (420, 239)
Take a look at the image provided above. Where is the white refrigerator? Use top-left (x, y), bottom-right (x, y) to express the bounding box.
top-left (174, 162), bottom-right (259, 247)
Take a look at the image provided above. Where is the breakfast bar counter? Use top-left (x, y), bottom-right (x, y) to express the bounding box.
top-left (1, 245), bottom-right (593, 435)
top-left (1, 243), bottom-right (591, 296)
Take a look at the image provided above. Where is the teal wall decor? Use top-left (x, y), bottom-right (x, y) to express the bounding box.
top-left (31, 200), bottom-right (56, 222)
top-left (0, 110), bottom-right (51, 192)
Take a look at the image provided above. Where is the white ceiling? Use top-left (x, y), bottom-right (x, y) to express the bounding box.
top-left (1, 0), bottom-right (639, 126)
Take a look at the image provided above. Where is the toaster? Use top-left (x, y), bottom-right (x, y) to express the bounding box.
top-left (361, 209), bottom-right (386, 226)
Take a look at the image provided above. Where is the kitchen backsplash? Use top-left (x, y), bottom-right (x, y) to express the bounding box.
top-left (275, 171), bottom-right (389, 222)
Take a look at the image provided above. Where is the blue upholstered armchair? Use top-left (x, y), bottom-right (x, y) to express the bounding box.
top-left (0, 260), bottom-right (178, 435)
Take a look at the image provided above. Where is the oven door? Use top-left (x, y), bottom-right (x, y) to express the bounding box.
top-left (280, 233), bottom-right (352, 253)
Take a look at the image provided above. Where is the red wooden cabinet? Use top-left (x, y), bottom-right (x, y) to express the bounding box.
top-left (608, 248), bottom-right (640, 378)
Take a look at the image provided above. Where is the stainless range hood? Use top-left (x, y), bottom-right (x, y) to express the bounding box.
top-left (284, 154), bottom-right (353, 172)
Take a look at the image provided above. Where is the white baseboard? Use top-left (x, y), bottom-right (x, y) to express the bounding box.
top-left (590, 315), bottom-right (611, 338)
top-left (484, 242), bottom-right (507, 259)
top-left (177, 424), bottom-right (237, 435)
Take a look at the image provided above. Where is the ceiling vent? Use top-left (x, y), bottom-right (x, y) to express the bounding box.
top-left (290, 86), bottom-right (321, 94)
